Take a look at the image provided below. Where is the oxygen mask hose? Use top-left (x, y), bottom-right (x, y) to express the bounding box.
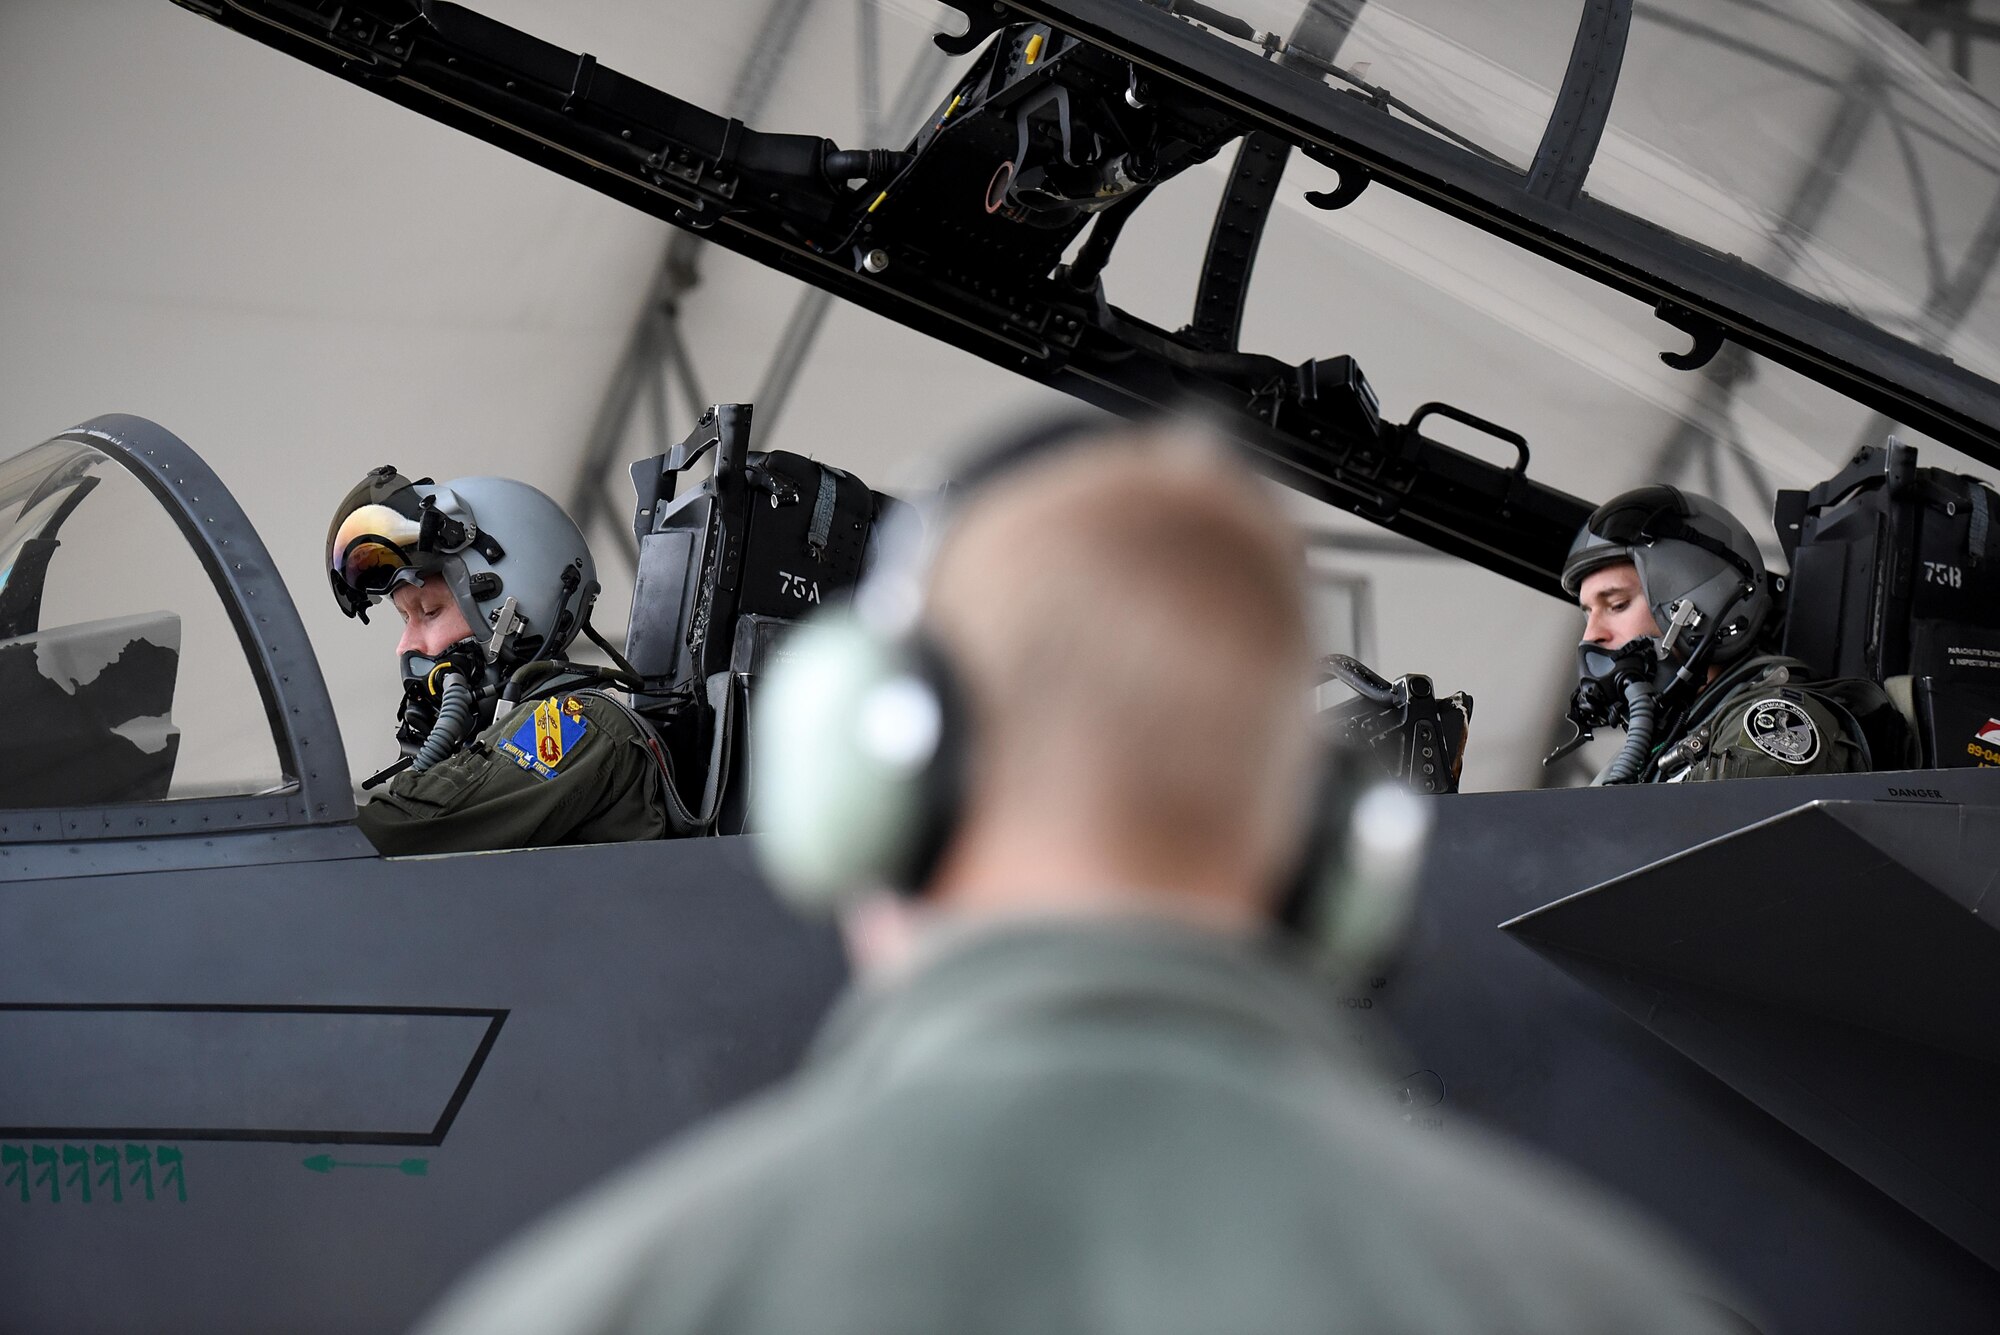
top-left (1591, 678), bottom-right (1658, 786)
top-left (411, 671), bottom-right (474, 773)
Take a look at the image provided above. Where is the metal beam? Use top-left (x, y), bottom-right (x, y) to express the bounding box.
top-left (1853, 181), bottom-right (2000, 449)
top-left (1868, 0), bottom-right (2000, 45)
top-left (563, 249), bottom-right (701, 568)
top-left (749, 11), bottom-right (951, 449)
top-left (562, 0), bottom-right (818, 569)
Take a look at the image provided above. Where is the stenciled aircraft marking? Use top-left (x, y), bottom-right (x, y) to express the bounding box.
top-left (301, 1154), bottom-right (429, 1177)
top-left (3, 1143), bottom-right (185, 1204)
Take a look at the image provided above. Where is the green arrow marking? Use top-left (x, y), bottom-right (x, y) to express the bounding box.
top-left (301, 1154), bottom-right (428, 1176)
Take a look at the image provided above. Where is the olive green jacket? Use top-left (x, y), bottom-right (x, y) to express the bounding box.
top-left (1651, 655), bottom-right (1908, 782)
top-left (357, 690), bottom-right (670, 855)
top-left (416, 919), bottom-right (1746, 1335)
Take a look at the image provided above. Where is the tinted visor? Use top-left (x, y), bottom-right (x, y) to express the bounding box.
top-left (327, 468), bottom-right (429, 620)
top-left (1585, 485), bottom-right (1689, 545)
top-left (1585, 483), bottom-right (1757, 587)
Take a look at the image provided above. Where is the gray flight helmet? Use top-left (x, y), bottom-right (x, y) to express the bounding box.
top-left (417, 476), bottom-right (599, 670)
top-left (1560, 484), bottom-right (1771, 668)
top-left (329, 467), bottom-right (599, 671)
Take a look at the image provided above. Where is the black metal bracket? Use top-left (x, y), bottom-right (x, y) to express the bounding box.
top-left (1657, 300), bottom-right (1727, 371)
top-left (1404, 401), bottom-right (1531, 493)
top-left (1301, 145), bottom-right (1371, 210)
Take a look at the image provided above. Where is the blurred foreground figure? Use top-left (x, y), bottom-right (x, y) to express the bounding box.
top-left (416, 424), bottom-right (1742, 1335)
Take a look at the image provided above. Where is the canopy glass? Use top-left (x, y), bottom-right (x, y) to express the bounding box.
top-left (0, 439), bottom-right (285, 802)
top-left (1141, 0), bottom-right (2000, 382)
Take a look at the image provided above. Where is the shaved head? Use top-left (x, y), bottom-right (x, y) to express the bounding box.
top-left (919, 424), bottom-right (1314, 924)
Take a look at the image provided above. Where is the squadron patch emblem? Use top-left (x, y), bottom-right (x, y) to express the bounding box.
top-left (497, 696), bottom-right (588, 780)
top-left (1745, 697), bottom-right (1819, 765)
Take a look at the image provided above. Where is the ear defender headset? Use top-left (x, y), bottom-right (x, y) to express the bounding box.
top-left (753, 414), bottom-right (1100, 912)
top-left (751, 414), bottom-right (1434, 977)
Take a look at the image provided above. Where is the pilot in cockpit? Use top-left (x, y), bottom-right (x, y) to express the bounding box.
top-left (1558, 485), bottom-right (1913, 784)
top-left (326, 467), bottom-right (672, 854)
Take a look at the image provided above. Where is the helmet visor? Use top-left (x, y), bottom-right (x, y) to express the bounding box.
top-left (1585, 485), bottom-right (1689, 546)
top-left (1584, 483), bottom-right (1759, 589)
top-left (327, 469), bottom-right (430, 619)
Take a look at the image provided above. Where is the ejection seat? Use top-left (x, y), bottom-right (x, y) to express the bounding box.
top-left (621, 403), bottom-right (890, 835)
top-left (1779, 440), bottom-right (2000, 770)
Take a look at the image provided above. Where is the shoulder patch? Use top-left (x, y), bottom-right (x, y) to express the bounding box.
top-left (1744, 697), bottom-right (1819, 765)
top-left (495, 696), bottom-right (589, 780)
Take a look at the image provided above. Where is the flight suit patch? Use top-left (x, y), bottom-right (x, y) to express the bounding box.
top-left (1744, 697), bottom-right (1819, 765)
top-left (496, 697), bottom-right (588, 781)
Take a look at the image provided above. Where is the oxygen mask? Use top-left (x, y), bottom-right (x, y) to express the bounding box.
top-left (1543, 639), bottom-right (1662, 774)
top-left (1569, 639), bottom-right (1662, 731)
top-left (395, 640), bottom-right (488, 757)
top-left (1545, 639), bottom-right (1681, 785)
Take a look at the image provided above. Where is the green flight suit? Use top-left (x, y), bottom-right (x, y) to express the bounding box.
top-left (414, 919), bottom-right (1748, 1335)
top-left (1650, 654), bottom-right (1910, 782)
top-left (357, 690), bottom-right (670, 855)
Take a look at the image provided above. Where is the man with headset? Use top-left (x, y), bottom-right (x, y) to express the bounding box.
top-left (1558, 484), bottom-right (1910, 784)
top-left (416, 421), bottom-right (1743, 1335)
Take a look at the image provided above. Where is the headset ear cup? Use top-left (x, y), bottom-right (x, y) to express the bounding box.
top-left (752, 614), bottom-right (966, 912)
top-left (1277, 748), bottom-right (1431, 978)
top-left (889, 630), bottom-right (968, 896)
top-left (1273, 747), bottom-right (1351, 935)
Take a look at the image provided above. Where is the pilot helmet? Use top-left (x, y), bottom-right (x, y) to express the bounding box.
top-left (1560, 484), bottom-right (1771, 670)
top-left (327, 466), bottom-right (599, 676)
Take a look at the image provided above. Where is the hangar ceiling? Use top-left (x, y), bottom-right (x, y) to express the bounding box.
top-left (3, 0), bottom-right (1998, 794)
